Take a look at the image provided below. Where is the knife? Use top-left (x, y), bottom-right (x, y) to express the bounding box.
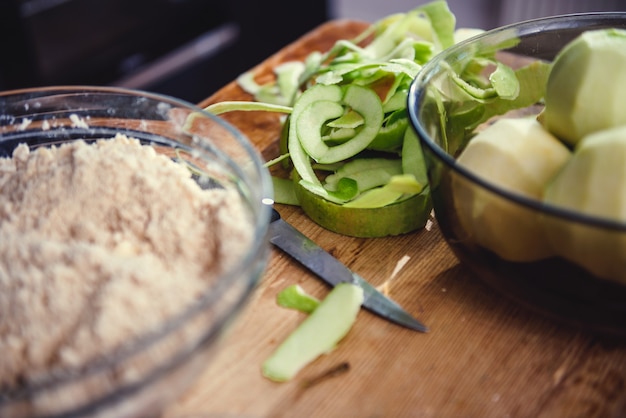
top-left (269, 208), bottom-right (428, 332)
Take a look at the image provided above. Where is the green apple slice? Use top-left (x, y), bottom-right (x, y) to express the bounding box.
top-left (262, 283), bottom-right (363, 382)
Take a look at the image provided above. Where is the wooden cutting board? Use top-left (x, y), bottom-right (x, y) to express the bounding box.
top-left (163, 20), bottom-right (626, 418)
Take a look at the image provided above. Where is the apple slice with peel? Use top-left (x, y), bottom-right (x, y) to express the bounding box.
top-left (453, 117), bottom-right (571, 262)
top-left (262, 283), bottom-right (363, 382)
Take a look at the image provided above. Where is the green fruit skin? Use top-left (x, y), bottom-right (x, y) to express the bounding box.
top-left (295, 182), bottom-right (432, 237)
top-left (367, 116), bottom-right (408, 152)
top-left (541, 29), bottom-right (626, 146)
top-left (543, 125), bottom-right (626, 283)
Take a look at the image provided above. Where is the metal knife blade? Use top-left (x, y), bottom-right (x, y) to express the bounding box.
top-left (269, 208), bottom-right (428, 332)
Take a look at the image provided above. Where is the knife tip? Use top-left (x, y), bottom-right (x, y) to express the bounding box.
top-left (401, 318), bottom-right (429, 333)
top-left (411, 324), bottom-right (429, 333)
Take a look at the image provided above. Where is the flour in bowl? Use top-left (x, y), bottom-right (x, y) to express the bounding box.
top-left (0, 134), bottom-right (254, 389)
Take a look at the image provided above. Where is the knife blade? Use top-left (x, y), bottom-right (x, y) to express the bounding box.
top-left (269, 208), bottom-right (428, 332)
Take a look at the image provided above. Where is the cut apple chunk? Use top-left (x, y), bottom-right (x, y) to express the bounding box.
top-left (453, 117), bottom-right (571, 261)
top-left (543, 125), bottom-right (626, 283)
top-left (262, 283), bottom-right (363, 382)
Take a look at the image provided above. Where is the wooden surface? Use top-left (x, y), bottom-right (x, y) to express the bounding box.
top-left (163, 20), bottom-right (626, 418)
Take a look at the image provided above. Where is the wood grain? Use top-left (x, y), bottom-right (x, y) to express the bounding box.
top-left (163, 20), bottom-right (626, 418)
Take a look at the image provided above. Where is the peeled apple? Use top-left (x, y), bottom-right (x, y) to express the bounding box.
top-left (543, 125), bottom-right (626, 283)
top-left (453, 117), bottom-right (571, 261)
top-left (540, 28), bottom-right (626, 146)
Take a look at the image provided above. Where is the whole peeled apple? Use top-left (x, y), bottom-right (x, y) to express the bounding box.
top-left (454, 117), bottom-right (571, 262)
top-left (540, 28), bottom-right (626, 146)
top-left (543, 125), bottom-right (626, 283)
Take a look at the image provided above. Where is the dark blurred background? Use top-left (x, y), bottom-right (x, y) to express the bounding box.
top-left (0, 0), bottom-right (329, 103)
top-left (0, 0), bottom-right (624, 104)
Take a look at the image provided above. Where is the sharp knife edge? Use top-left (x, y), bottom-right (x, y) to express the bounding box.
top-left (269, 210), bottom-right (428, 332)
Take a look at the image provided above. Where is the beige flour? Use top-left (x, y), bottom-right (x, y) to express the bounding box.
top-left (0, 134), bottom-right (253, 389)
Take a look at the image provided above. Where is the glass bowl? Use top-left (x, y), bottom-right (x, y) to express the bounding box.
top-left (0, 86), bottom-right (273, 417)
top-left (408, 13), bottom-right (626, 338)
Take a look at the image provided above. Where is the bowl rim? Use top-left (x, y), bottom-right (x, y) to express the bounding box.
top-left (0, 85), bottom-right (274, 410)
top-left (408, 11), bottom-right (626, 231)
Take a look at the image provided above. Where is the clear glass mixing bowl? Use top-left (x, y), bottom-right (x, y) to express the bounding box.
top-left (0, 86), bottom-right (273, 417)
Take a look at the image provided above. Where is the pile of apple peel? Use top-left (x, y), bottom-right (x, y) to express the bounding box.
top-left (207, 0), bottom-right (473, 237)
